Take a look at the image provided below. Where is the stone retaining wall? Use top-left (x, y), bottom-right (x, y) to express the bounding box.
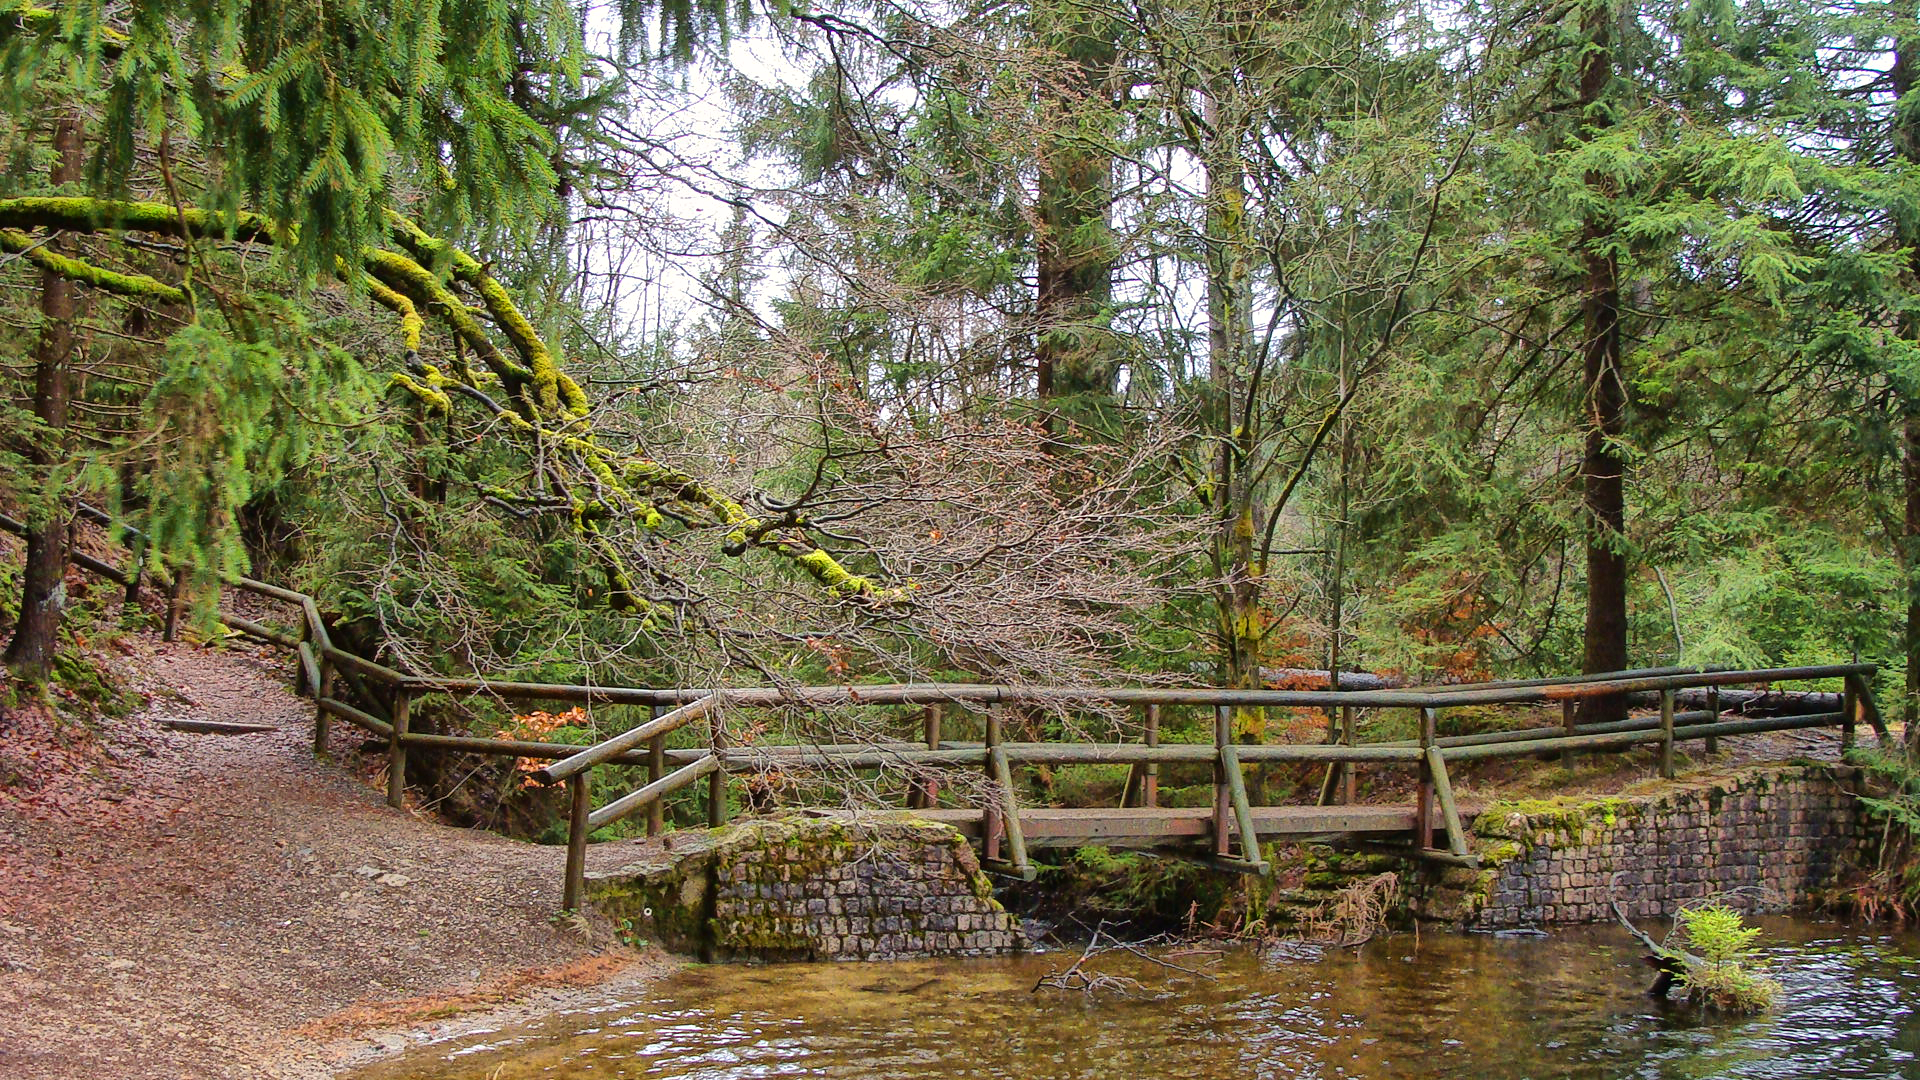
top-left (1421, 765), bottom-right (1869, 927)
top-left (587, 813), bottom-right (1028, 962)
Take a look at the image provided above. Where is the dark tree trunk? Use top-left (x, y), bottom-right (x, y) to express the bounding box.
top-left (1575, 3), bottom-right (1629, 725)
top-left (4, 115), bottom-right (85, 680)
top-left (1895, 39), bottom-right (1920, 738)
top-left (1907, 410), bottom-right (1920, 739)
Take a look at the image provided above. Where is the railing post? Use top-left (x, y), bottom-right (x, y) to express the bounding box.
top-left (387, 688), bottom-right (410, 809)
top-left (1144, 703), bottom-right (1160, 809)
top-left (647, 704), bottom-right (665, 838)
top-left (1560, 699), bottom-right (1576, 769)
top-left (563, 770), bottom-right (591, 911)
top-left (1316, 689), bottom-right (1342, 807)
top-left (1341, 704), bottom-right (1357, 804)
top-left (162, 570), bottom-right (185, 642)
top-left (707, 707), bottom-right (729, 829)
top-left (1659, 688), bottom-right (1675, 780)
top-left (1213, 705), bottom-right (1232, 858)
top-left (1415, 707), bottom-right (1437, 849)
top-left (313, 657), bottom-right (335, 758)
top-left (1841, 678), bottom-right (1858, 751)
top-left (1122, 703), bottom-right (1158, 809)
top-left (1705, 685), bottom-right (1720, 755)
top-left (983, 710), bottom-right (1003, 861)
top-left (912, 704), bottom-right (942, 810)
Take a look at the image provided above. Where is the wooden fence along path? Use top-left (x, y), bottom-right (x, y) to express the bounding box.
top-left (6, 508), bottom-right (1891, 912)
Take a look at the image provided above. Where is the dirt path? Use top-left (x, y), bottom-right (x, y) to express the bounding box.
top-left (0, 635), bottom-right (666, 1079)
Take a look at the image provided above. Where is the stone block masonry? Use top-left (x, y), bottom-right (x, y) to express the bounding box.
top-left (1421, 765), bottom-right (1871, 928)
top-left (587, 813), bottom-right (1028, 962)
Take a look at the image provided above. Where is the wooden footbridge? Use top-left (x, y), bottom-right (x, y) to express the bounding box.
top-left (15, 508), bottom-right (1891, 913)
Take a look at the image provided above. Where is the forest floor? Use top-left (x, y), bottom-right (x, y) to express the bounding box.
top-left (0, 629), bottom-right (672, 1080)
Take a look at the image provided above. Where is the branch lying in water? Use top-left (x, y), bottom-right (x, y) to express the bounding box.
top-left (1032, 921), bottom-right (1220, 995)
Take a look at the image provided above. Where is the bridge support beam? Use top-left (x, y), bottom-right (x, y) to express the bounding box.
top-left (1212, 707), bottom-right (1232, 859)
top-left (1427, 746), bottom-right (1470, 859)
top-left (1221, 744), bottom-right (1265, 872)
top-left (987, 745), bottom-right (1032, 879)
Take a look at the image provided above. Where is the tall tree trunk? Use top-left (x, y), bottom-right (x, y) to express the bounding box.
top-left (1894, 38), bottom-right (1920, 738)
top-left (1576, 1), bottom-right (1629, 724)
top-left (1206, 88), bottom-right (1259, 699)
top-left (1200, 69), bottom-right (1268, 797)
top-left (1034, 1), bottom-right (1117, 417)
top-left (4, 115), bottom-right (84, 680)
top-left (1906, 410), bottom-right (1920, 737)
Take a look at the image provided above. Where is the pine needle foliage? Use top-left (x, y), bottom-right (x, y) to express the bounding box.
top-left (139, 300), bottom-right (372, 594)
top-left (0, 0), bottom-right (581, 276)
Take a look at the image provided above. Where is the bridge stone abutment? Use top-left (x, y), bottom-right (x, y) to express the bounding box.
top-left (587, 813), bottom-right (1028, 962)
top-left (1420, 764), bottom-right (1871, 928)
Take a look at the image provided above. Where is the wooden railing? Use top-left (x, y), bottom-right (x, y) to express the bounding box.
top-left (5, 506), bottom-right (1891, 912)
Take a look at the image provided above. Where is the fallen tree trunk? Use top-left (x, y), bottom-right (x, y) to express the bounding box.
top-left (1258, 668), bottom-right (1410, 691)
top-left (1612, 894), bottom-right (1696, 998)
top-left (1625, 688), bottom-right (1841, 716)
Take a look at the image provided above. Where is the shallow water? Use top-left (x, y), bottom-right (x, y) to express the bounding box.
top-left (351, 919), bottom-right (1920, 1079)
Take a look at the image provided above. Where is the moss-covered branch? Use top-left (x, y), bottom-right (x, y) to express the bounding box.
top-left (384, 212), bottom-right (588, 420)
top-left (359, 270), bottom-right (423, 353)
top-left (0, 193), bottom-right (903, 609)
top-left (362, 246), bottom-right (530, 397)
top-left (0, 195), bottom-right (275, 245)
top-left (0, 227), bottom-right (187, 303)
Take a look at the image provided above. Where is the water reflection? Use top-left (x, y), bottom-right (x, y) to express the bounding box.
top-left (350, 919), bottom-right (1920, 1080)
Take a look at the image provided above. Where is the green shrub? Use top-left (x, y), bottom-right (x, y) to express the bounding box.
top-left (1676, 903), bottom-right (1780, 1013)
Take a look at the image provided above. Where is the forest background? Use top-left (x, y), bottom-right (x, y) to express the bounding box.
top-left (2, 0), bottom-right (1918, 829)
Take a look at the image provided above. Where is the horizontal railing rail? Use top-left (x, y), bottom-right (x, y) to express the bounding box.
top-left (8, 504), bottom-right (1893, 910)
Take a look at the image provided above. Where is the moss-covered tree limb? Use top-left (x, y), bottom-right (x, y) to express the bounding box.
top-left (0, 196), bottom-right (276, 245)
top-left (359, 270), bottom-right (423, 353)
top-left (0, 193), bottom-right (904, 609)
top-left (361, 246), bottom-right (532, 404)
top-left (0, 228), bottom-right (187, 303)
top-left (384, 212), bottom-right (588, 420)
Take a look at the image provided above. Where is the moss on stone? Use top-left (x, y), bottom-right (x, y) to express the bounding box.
top-left (1474, 794), bottom-right (1637, 842)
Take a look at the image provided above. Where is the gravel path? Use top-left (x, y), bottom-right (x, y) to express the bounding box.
top-left (0, 633), bottom-right (659, 1079)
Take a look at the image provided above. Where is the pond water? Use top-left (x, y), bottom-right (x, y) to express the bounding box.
top-left (349, 919), bottom-right (1920, 1079)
